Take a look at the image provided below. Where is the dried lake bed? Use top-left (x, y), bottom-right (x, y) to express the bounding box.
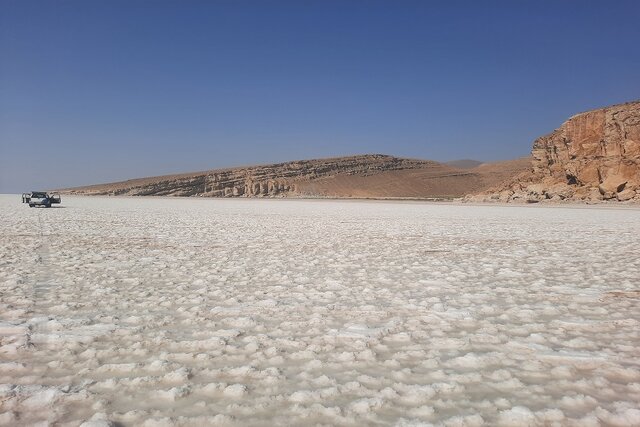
top-left (1, 195), bottom-right (639, 426)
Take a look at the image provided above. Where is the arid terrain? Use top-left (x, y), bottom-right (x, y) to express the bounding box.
top-left (2, 196), bottom-right (640, 426)
top-left (60, 155), bottom-right (531, 200)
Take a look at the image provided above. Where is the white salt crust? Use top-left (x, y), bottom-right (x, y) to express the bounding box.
top-left (0, 195), bottom-right (639, 426)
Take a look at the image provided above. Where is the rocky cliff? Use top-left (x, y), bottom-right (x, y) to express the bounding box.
top-left (471, 101), bottom-right (640, 203)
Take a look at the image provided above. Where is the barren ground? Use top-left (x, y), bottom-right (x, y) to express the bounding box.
top-left (1, 195), bottom-right (639, 426)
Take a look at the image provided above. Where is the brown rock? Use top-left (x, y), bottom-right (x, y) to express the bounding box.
top-left (599, 174), bottom-right (628, 195)
top-left (480, 101), bottom-right (640, 203)
top-left (587, 188), bottom-right (604, 202)
top-left (545, 183), bottom-right (573, 200)
top-left (498, 191), bottom-right (512, 202)
top-left (617, 188), bottom-right (636, 201)
top-left (526, 184), bottom-right (545, 198)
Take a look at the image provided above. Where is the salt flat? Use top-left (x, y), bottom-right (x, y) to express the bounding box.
top-left (0, 195), bottom-right (639, 426)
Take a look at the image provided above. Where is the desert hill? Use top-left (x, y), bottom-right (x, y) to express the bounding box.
top-left (60, 154), bottom-right (530, 199)
top-left (470, 101), bottom-right (640, 203)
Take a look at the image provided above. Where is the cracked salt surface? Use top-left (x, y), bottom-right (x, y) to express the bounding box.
top-left (1, 195), bottom-right (639, 426)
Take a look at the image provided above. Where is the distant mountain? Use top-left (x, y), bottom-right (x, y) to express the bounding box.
top-left (60, 154), bottom-right (531, 199)
top-left (444, 159), bottom-right (484, 169)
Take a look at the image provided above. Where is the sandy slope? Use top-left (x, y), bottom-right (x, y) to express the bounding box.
top-left (2, 195), bottom-right (638, 426)
top-left (297, 158), bottom-right (532, 198)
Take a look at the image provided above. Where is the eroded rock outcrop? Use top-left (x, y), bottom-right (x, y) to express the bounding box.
top-left (471, 101), bottom-right (640, 203)
top-left (64, 155), bottom-right (447, 198)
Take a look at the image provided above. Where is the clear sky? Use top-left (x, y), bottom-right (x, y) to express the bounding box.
top-left (1, 1), bottom-right (639, 192)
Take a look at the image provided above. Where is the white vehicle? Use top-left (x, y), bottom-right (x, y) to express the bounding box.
top-left (23, 191), bottom-right (61, 208)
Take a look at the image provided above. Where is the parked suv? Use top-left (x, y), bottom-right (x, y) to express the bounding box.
top-left (24, 192), bottom-right (61, 208)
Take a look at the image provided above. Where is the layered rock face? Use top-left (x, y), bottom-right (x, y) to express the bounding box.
top-left (198, 155), bottom-right (439, 198)
top-left (64, 155), bottom-right (447, 198)
top-left (473, 101), bottom-right (640, 203)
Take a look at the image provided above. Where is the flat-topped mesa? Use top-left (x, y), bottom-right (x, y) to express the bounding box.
top-left (473, 101), bottom-right (640, 203)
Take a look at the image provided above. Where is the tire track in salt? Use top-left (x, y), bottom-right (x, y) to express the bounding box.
top-left (26, 208), bottom-right (58, 349)
top-left (32, 210), bottom-right (53, 315)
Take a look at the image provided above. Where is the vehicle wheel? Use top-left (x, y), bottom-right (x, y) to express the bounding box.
top-left (29, 204), bottom-right (34, 207)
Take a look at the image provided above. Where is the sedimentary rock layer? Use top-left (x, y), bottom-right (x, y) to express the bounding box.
top-left (62, 155), bottom-right (440, 197)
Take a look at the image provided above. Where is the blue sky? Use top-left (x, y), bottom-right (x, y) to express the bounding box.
top-left (1, 1), bottom-right (639, 192)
